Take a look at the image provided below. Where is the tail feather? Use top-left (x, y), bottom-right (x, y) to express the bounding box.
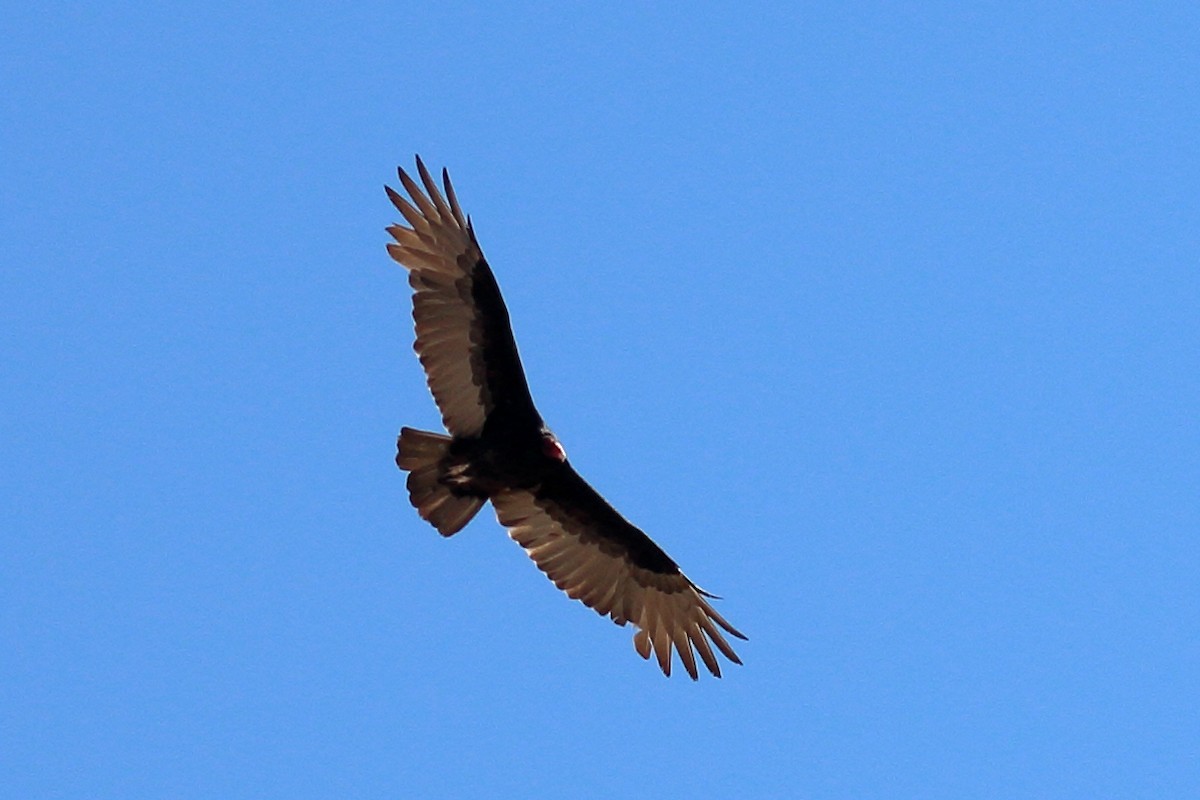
top-left (396, 427), bottom-right (484, 536)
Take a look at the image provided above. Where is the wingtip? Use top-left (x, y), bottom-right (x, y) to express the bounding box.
top-left (633, 628), bottom-right (652, 660)
top-left (416, 156), bottom-right (438, 194)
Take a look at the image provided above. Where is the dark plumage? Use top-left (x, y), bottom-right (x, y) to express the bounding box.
top-left (386, 157), bottom-right (745, 678)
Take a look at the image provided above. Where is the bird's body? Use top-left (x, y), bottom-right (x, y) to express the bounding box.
top-left (386, 157), bottom-right (745, 678)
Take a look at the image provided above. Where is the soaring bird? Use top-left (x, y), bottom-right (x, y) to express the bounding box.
top-left (386, 157), bottom-right (745, 678)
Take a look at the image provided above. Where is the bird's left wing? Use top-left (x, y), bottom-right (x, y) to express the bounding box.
top-left (385, 158), bottom-right (537, 437)
top-left (489, 467), bottom-right (746, 679)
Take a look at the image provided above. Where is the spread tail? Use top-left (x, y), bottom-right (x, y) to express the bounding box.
top-left (396, 427), bottom-right (485, 536)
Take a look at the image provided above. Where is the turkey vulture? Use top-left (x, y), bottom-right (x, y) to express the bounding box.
top-left (386, 157), bottom-right (745, 679)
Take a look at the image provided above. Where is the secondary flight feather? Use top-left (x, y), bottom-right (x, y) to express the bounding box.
top-left (386, 157), bottom-right (746, 679)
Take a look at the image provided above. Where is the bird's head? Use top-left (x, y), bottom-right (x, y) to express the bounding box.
top-left (540, 429), bottom-right (567, 462)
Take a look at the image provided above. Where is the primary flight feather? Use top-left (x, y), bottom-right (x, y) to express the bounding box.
top-left (387, 157), bottom-right (746, 679)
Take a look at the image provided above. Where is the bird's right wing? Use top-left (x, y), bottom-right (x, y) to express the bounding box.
top-left (385, 157), bottom-right (537, 437)
top-left (489, 465), bottom-right (746, 680)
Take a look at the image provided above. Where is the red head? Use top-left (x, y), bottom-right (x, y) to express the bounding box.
top-left (541, 431), bottom-right (567, 462)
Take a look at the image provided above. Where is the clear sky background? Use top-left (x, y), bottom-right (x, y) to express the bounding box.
top-left (3, 3), bottom-right (1198, 798)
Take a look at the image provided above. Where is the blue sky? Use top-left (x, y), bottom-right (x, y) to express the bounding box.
top-left (3, 3), bottom-right (1198, 798)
